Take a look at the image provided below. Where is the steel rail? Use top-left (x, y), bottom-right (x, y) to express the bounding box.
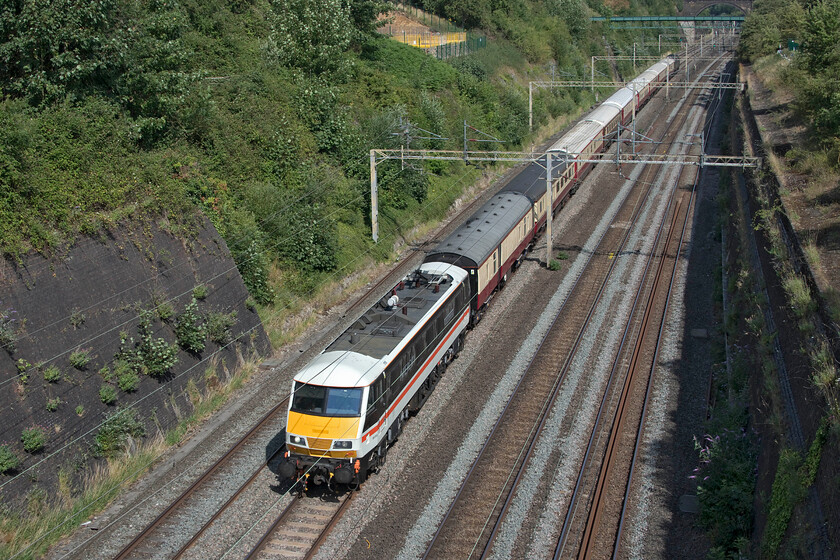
top-left (578, 197), bottom-right (685, 559)
top-left (476, 121), bottom-right (689, 560)
top-left (243, 496), bottom-right (302, 559)
top-left (113, 396), bottom-right (290, 560)
top-left (612, 172), bottom-right (699, 559)
top-left (170, 447), bottom-right (284, 559)
top-left (554, 54), bottom-right (725, 560)
top-left (422, 62), bottom-right (688, 558)
top-left (243, 493), bottom-right (352, 560)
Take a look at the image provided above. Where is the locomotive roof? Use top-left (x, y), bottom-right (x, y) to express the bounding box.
top-left (294, 262), bottom-right (467, 388)
top-left (427, 192), bottom-right (532, 266)
top-left (498, 156), bottom-right (570, 202)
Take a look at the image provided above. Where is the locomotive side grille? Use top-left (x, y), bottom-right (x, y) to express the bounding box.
top-left (308, 438), bottom-right (333, 450)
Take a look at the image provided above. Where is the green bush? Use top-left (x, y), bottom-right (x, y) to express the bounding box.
top-left (117, 370), bottom-right (140, 392)
top-left (92, 408), bottom-right (146, 459)
top-left (21, 427), bottom-right (46, 454)
top-left (46, 397), bottom-right (61, 412)
top-left (0, 304), bottom-right (17, 353)
top-left (0, 444), bottom-right (20, 473)
top-left (43, 364), bottom-right (61, 383)
top-left (119, 310), bottom-right (178, 377)
top-left (694, 429), bottom-right (758, 552)
top-left (206, 311), bottom-right (238, 345)
top-left (100, 385), bottom-right (117, 405)
top-left (69, 349), bottom-right (91, 370)
top-left (155, 301), bottom-right (174, 321)
top-left (175, 298), bottom-right (206, 353)
top-left (192, 285), bottom-right (208, 300)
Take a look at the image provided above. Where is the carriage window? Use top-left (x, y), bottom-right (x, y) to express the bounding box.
top-left (401, 348), bottom-right (416, 379)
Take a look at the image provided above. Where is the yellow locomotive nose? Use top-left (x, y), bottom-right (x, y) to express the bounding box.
top-left (287, 411), bottom-right (360, 457)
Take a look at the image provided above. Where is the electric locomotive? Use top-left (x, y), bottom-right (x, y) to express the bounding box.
top-left (279, 262), bottom-right (470, 490)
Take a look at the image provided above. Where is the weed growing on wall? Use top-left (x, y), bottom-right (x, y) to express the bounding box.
top-left (92, 408), bottom-right (145, 459)
top-left (0, 303), bottom-right (17, 353)
top-left (21, 427), bottom-right (46, 454)
top-left (0, 444), bottom-right (21, 474)
top-left (175, 298), bottom-right (206, 353)
top-left (206, 311), bottom-right (237, 345)
top-left (99, 385), bottom-right (117, 405)
top-left (68, 349), bottom-right (91, 370)
top-left (117, 310), bottom-right (178, 377)
top-left (42, 365), bottom-right (61, 383)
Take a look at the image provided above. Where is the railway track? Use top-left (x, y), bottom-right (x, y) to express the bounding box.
top-left (244, 493), bottom-right (352, 559)
top-left (554, 60), bottom-right (727, 560)
top-left (421, 55), bottom-right (730, 560)
top-left (112, 399), bottom-right (290, 559)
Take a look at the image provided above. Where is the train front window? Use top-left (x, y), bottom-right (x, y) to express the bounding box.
top-left (291, 383), bottom-right (363, 416)
top-left (326, 388), bottom-right (363, 416)
top-left (292, 383), bottom-right (326, 414)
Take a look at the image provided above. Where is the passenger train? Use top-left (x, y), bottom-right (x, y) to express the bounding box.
top-left (278, 57), bottom-right (676, 490)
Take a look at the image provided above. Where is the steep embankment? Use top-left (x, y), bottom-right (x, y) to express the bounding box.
top-left (0, 218), bottom-right (270, 503)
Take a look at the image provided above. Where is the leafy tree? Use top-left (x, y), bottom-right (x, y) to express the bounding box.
top-left (795, 0), bottom-right (840, 138)
top-left (346, 0), bottom-right (390, 47)
top-left (266, 0), bottom-right (353, 78)
top-left (0, 0), bottom-right (124, 105)
top-left (738, 0), bottom-right (805, 62)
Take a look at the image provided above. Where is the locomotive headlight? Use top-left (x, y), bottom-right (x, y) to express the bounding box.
top-left (333, 440), bottom-right (352, 449)
top-left (289, 434), bottom-right (306, 446)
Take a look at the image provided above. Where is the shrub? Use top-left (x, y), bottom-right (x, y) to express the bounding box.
top-left (46, 397), bottom-right (61, 412)
top-left (175, 298), bottom-right (206, 352)
top-left (206, 311), bottom-right (238, 345)
top-left (92, 408), bottom-right (146, 458)
top-left (0, 444), bottom-right (20, 473)
top-left (100, 385), bottom-right (117, 405)
top-left (99, 365), bottom-right (114, 381)
top-left (693, 429), bottom-right (758, 551)
top-left (118, 370), bottom-right (140, 392)
top-left (43, 364), bottom-right (61, 383)
top-left (0, 304), bottom-right (17, 353)
top-left (69, 309), bottom-right (86, 328)
top-left (69, 349), bottom-right (91, 370)
top-left (120, 310), bottom-right (178, 377)
top-left (75, 405), bottom-right (85, 417)
top-left (140, 335), bottom-right (178, 377)
top-left (192, 284), bottom-right (208, 300)
top-left (21, 427), bottom-right (46, 453)
top-left (548, 259), bottom-right (561, 271)
top-left (155, 301), bottom-right (174, 321)
top-left (782, 274), bottom-right (816, 319)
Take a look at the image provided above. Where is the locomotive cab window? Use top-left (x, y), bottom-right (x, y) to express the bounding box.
top-left (292, 382), bottom-right (363, 416)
